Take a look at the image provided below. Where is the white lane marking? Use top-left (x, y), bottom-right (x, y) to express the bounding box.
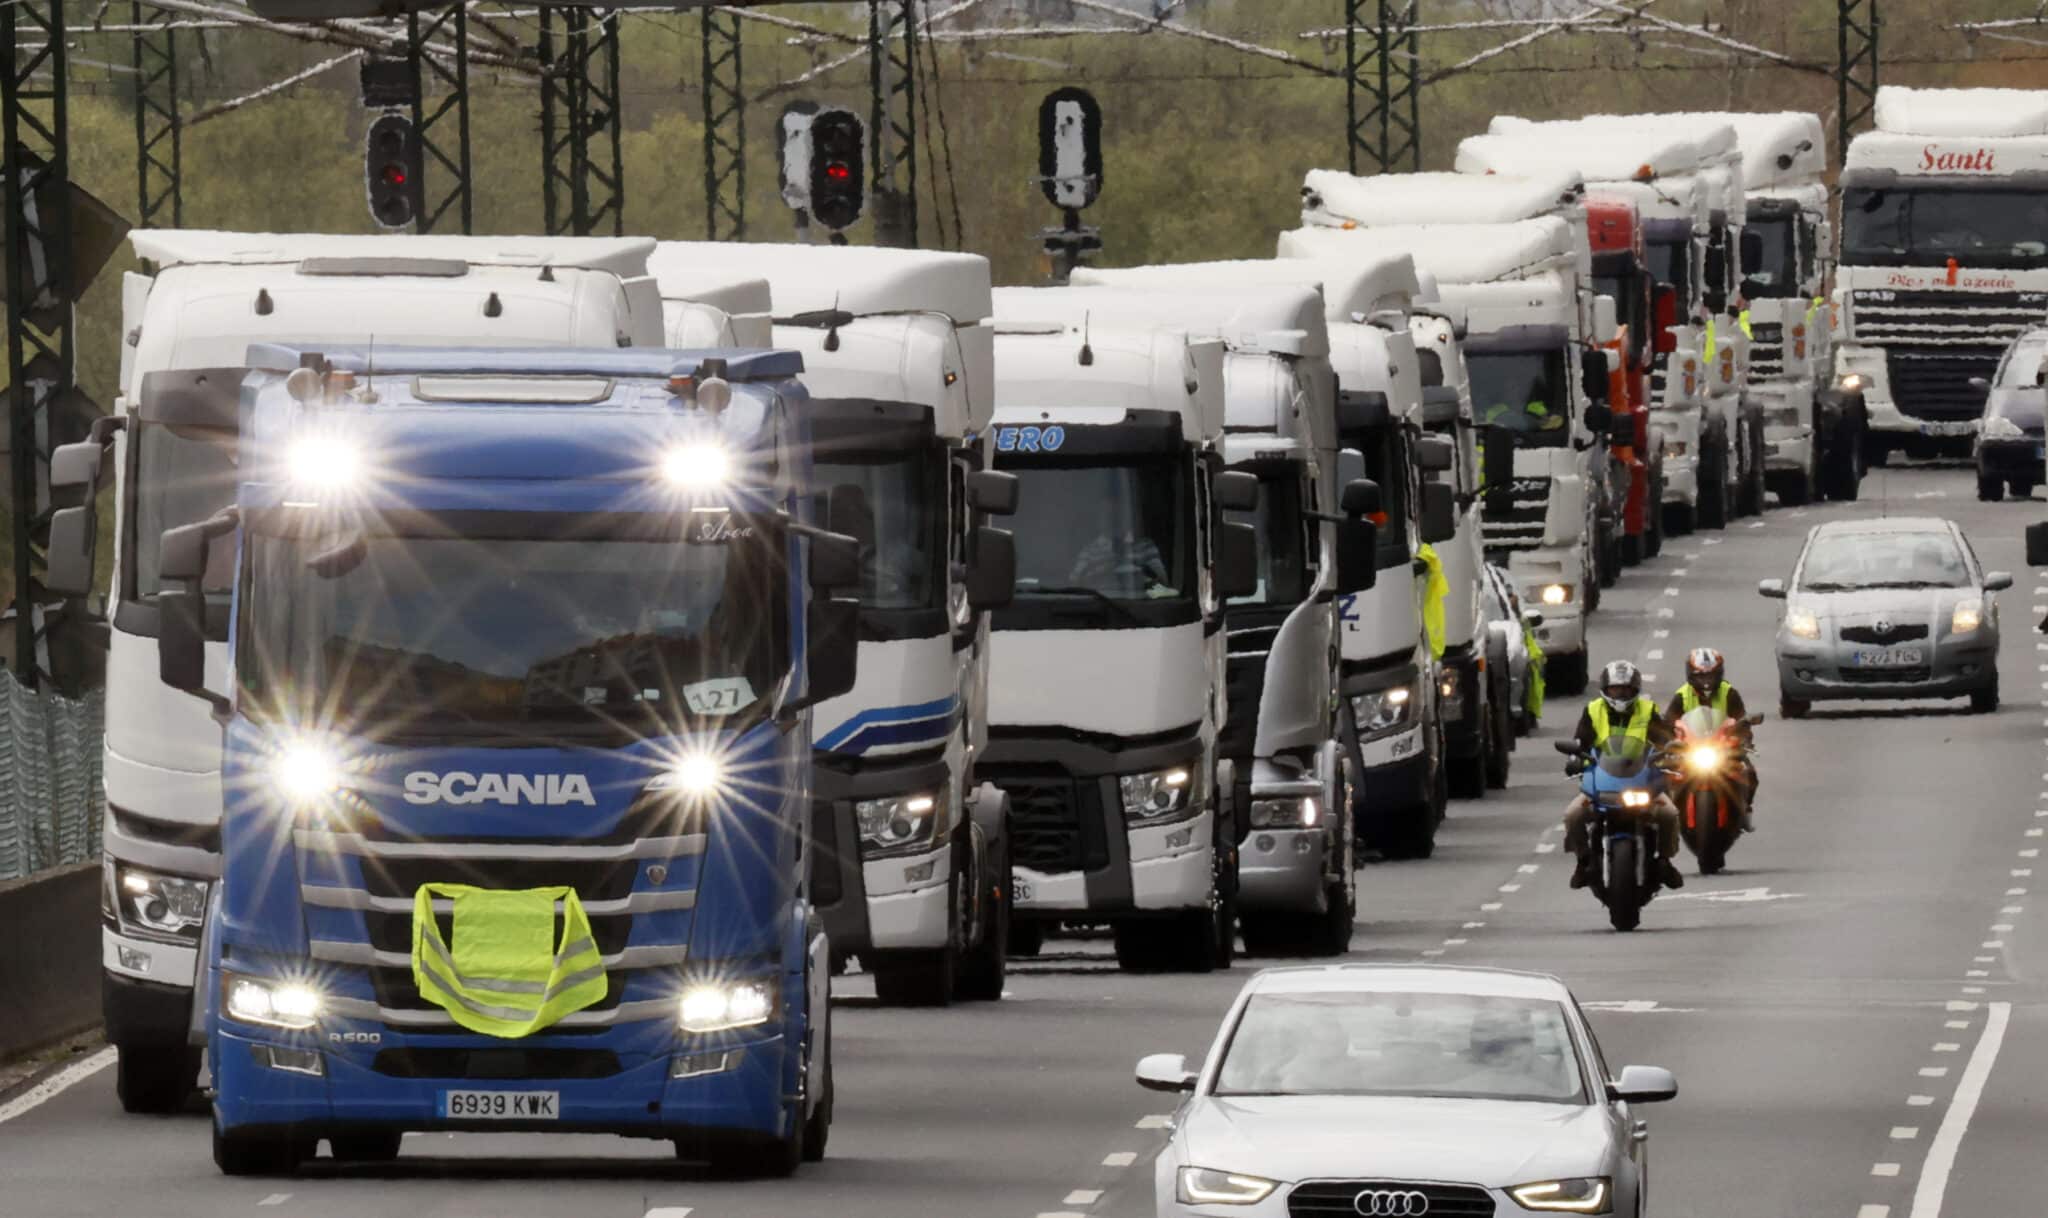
top-left (1653, 629), bottom-right (1671, 639)
top-left (1498, 883), bottom-right (1522, 893)
top-left (1646, 649), bottom-right (1665, 661)
top-left (1967, 970), bottom-right (1990, 979)
top-left (1673, 567), bottom-right (1690, 576)
top-left (1517, 863), bottom-right (1541, 874)
top-left (1861, 1205), bottom-right (1892, 1218)
top-left (1704, 537), bottom-right (1722, 545)
top-left (1990, 924), bottom-right (2014, 932)
top-left (1037, 1211), bottom-right (1087, 1218)
top-left (2007, 887), bottom-right (2029, 895)
top-left (2012, 869), bottom-right (2033, 877)
top-left (1910, 1002), bottom-right (2013, 1218)
top-left (1643, 674), bottom-right (1659, 684)
top-left (1063, 1190), bottom-right (1104, 1206)
top-left (1909, 1095), bottom-right (1935, 1107)
top-left (1658, 607), bottom-right (1677, 619)
top-left (1747, 520), bottom-right (1766, 528)
top-left (1981, 941), bottom-right (2004, 949)
top-left (1535, 842), bottom-right (1559, 854)
top-left (1946, 1020), bottom-right (1971, 1030)
top-left (258, 1197), bottom-right (293, 1208)
top-left (644, 1209), bottom-right (692, 1218)
top-left (1873, 1164), bottom-right (1901, 1177)
top-left (1962, 986), bottom-right (1985, 995)
top-left (1104, 1151), bottom-right (1139, 1166)
top-left (1463, 921), bottom-right (1486, 929)
top-left (1660, 886), bottom-right (1803, 904)
top-left (1948, 1001), bottom-right (1979, 1012)
top-left (0, 1047), bottom-right (115, 1125)
top-left (1442, 938), bottom-right (1468, 947)
top-left (1421, 948), bottom-right (1445, 957)
top-left (1891, 1126), bottom-right (1920, 1139)
top-left (1920, 1067), bottom-right (1949, 1078)
top-left (1481, 902), bottom-right (1504, 912)
top-left (1663, 586), bottom-right (1681, 596)
top-left (2004, 903), bottom-right (2027, 911)
top-left (1933, 1043), bottom-right (1961, 1053)
top-left (2021, 849), bottom-right (2041, 859)
top-left (1135, 1115), bottom-right (1171, 1129)
top-left (1974, 955), bottom-right (1995, 963)
top-left (1580, 999), bottom-right (1696, 1013)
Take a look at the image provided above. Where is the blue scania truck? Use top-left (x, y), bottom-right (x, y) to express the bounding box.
top-left (136, 343), bottom-right (858, 1176)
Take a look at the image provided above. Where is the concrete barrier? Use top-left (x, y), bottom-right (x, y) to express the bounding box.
top-left (0, 862), bottom-right (101, 1059)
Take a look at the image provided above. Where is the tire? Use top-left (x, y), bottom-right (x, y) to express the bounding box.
top-left (1979, 471), bottom-right (2005, 502)
top-left (1972, 676), bottom-right (2000, 714)
top-left (1620, 529), bottom-right (1645, 568)
top-left (1306, 879), bottom-right (1356, 957)
top-left (2013, 480), bottom-right (2037, 500)
top-left (328, 1131), bottom-right (403, 1162)
top-left (1698, 447), bottom-right (1729, 530)
top-left (871, 949), bottom-right (956, 1007)
top-left (954, 839), bottom-right (1010, 1003)
top-left (1774, 471), bottom-right (1812, 508)
top-left (1484, 665), bottom-right (1514, 790)
top-left (1779, 695), bottom-right (1810, 720)
top-left (1604, 837), bottom-right (1642, 933)
top-left (1547, 650), bottom-right (1589, 697)
top-left (1447, 743), bottom-right (1487, 801)
top-left (1237, 912), bottom-right (1287, 957)
top-left (1743, 421), bottom-right (1768, 517)
top-left (116, 1045), bottom-right (199, 1116)
top-left (1692, 790), bottom-right (1726, 875)
top-left (801, 1005), bottom-right (833, 1163)
top-left (1823, 429), bottom-right (1865, 501)
top-left (1645, 482), bottom-right (1666, 556)
top-left (1006, 918), bottom-right (1044, 958)
top-left (1663, 502), bottom-right (1694, 537)
top-left (214, 1120), bottom-right (310, 1178)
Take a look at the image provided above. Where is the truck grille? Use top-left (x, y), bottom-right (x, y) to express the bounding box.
top-left (1287, 1181), bottom-right (1494, 1217)
top-left (372, 1047), bottom-right (622, 1079)
top-left (995, 775), bottom-right (1106, 873)
top-left (1481, 476), bottom-right (1550, 552)
top-left (1220, 644), bottom-right (1272, 766)
top-left (1748, 322), bottom-right (1785, 380)
top-left (1883, 346), bottom-right (1998, 421)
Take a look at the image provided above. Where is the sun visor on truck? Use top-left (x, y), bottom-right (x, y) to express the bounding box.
top-left (1337, 389), bottom-right (1391, 434)
top-left (808, 397), bottom-right (938, 455)
top-left (138, 367), bottom-right (245, 432)
top-left (1461, 324), bottom-right (1571, 356)
top-left (992, 409), bottom-right (1182, 458)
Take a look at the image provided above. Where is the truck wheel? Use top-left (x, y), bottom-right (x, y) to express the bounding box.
top-left (1741, 423), bottom-right (1768, 516)
top-left (1662, 502), bottom-right (1693, 537)
top-left (871, 950), bottom-right (956, 1007)
top-left (1619, 530), bottom-right (1644, 567)
top-left (1979, 471), bottom-right (2005, 502)
top-left (801, 1004), bottom-right (832, 1162)
top-left (2011, 479), bottom-right (2036, 500)
top-left (328, 1131), bottom-right (403, 1162)
top-left (1821, 430), bottom-right (1862, 501)
top-left (1484, 668), bottom-right (1514, 789)
top-left (954, 845), bottom-right (1010, 1002)
top-left (213, 1120), bottom-right (310, 1177)
top-left (1546, 650), bottom-right (1589, 697)
top-left (1006, 919), bottom-right (1044, 958)
top-left (1698, 446), bottom-right (1729, 529)
top-left (1645, 477), bottom-right (1666, 556)
top-left (116, 1044), bottom-right (199, 1115)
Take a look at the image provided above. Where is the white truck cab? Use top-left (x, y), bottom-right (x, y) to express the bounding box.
top-left (986, 291), bottom-right (1257, 972)
top-left (81, 230), bottom-right (667, 1113)
top-left (1837, 86), bottom-right (2048, 460)
top-left (647, 242), bottom-right (1018, 1007)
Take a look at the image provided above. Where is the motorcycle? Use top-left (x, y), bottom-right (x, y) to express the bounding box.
top-left (1556, 734), bottom-right (1674, 932)
top-left (1672, 707), bottom-right (1764, 875)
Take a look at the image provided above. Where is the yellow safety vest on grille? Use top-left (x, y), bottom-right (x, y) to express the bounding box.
top-left (1703, 317), bottom-right (1718, 363)
top-left (1678, 681), bottom-right (1732, 716)
top-left (1737, 309), bottom-right (1753, 340)
top-left (1522, 626), bottom-right (1546, 719)
top-left (1586, 696), bottom-right (1657, 743)
top-left (1417, 542), bottom-right (1450, 659)
top-left (412, 883), bottom-right (608, 1038)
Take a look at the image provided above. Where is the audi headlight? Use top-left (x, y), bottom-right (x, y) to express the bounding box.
top-left (222, 972), bottom-right (323, 1031)
top-left (1119, 766), bottom-right (1196, 823)
top-left (1539, 583), bottom-right (1572, 606)
top-left (1785, 608), bottom-right (1821, 639)
top-left (1952, 598), bottom-right (1984, 635)
top-left (1981, 415), bottom-right (2025, 440)
top-left (1686, 744), bottom-right (1724, 775)
top-left (855, 791), bottom-right (943, 855)
top-left (1249, 797), bottom-right (1319, 829)
top-left (115, 865), bottom-right (209, 942)
top-left (1511, 1176), bottom-right (1611, 1213)
top-left (1621, 789), bottom-right (1652, 809)
top-left (1351, 686), bottom-right (1414, 737)
top-left (1177, 1166), bottom-right (1279, 1206)
top-left (679, 978), bottom-right (776, 1034)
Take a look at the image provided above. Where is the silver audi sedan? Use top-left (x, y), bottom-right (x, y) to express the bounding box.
top-left (1136, 964), bottom-right (1674, 1218)
top-left (1761, 516), bottom-right (2009, 717)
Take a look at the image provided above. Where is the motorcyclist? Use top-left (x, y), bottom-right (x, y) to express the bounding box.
top-left (1664, 647), bottom-right (1758, 830)
top-left (1564, 659), bottom-right (1685, 891)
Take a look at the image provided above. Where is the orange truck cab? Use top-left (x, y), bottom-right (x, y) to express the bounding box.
top-left (1585, 196), bottom-right (1663, 565)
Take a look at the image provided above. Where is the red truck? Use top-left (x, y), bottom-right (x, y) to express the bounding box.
top-left (1585, 195), bottom-right (1664, 567)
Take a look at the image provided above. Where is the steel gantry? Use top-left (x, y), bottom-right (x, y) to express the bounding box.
top-left (130, 2), bottom-right (182, 229)
top-left (408, 3), bottom-right (474, 234)
top-left (1345, 0), bottom-right (1420, 175)
top-left (539, 5), bottom-right (625, 238)
top-left (867, 0), bottom-right (918, 248)
top-left (701, 6), bottom-right (745, 241)
top-left (1836, 0), bottom-right (1879, 163)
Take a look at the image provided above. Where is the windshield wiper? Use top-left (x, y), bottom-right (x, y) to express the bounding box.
top-left (1020, 583), bottom-right (1148, 626)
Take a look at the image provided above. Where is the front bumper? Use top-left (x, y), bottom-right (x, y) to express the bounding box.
top-left (1977, 437), bottom-right (2045, 482)
top-left (103, 966), bottom-right (197, 1048)
top-left (1237, 827), bottom-right (1328, 913)
top-left (1651, 407), bottom-right (1702, 506)
top-left (1776, 633), bottom-right (1997, 701)
top-left (1526, 601), bottom-right (1585, 659)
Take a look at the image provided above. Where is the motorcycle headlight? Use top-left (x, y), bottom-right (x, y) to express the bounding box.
top-left (1351, 685), bottom-right (1414, 737)
top-left (1981, 415), bottom-right (2025, 440)
top-left (1685, 744), bottom-right (1724, 774)
top-left (1511, 1177), bottom-right (1611, 1213)
top-left (1621, 789), bottom-right (1652, 809)
top-left (854, 791), bottom-right (943, 856)
top-left (1785, 608), bottom-right (1821, 639)
top-left (1177, 1166), bottom-right (1279, 1206)
top-left (678, 978), bottom-right (776, 1034)
top-left (1119, 766), bottom-right (1198, 823)
top-left (1249, 797), bottom-right (1319, 829)
top-left (1952, 598), bottom-right (1984, 635)
top-left (222, 972), bottom-right (324, 1031)
top-left (114, 865), bottom-right (209, 942)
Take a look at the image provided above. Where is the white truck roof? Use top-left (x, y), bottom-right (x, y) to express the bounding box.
top-left (130, 229), bottom-right (657, 276)
top-left (993, 289), bottom-right (1226, 443)
top-left (637, 267), bottom-right (771, 348)
top-left (648, 242), bottom-right (991, 322)
top-left (1029, 279), bottom-right (1330, 358)
top-left (1071, 256), bottom-right (1422, 325)
top-left (1686, 111), bottom-right (1827, 189)
top-left (1280, 218), bottom-right (1577, 287)
top-left (1302, 167), bottom-right (1583, 228)
top-left (1875, 86), bottom-right (2048, 138)
top-left (1473, 121), bottom-right (1707, 182)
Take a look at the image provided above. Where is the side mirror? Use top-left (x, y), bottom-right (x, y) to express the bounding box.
top-left (2028, 522), bottom-right (2048, 568)
top-left (1609, 1064), bottom-right (1678, 1104)
top-left (1746, 713), bottom-right (1767, 726)
top-left (1582, 402), bottom-right (1614, 436)
top-left (1212, 470), bottom-right (1259, 513)
top-left (1608, 410), bottom-right (1637, 443)
top-left (49, 439), bottom-right (104, 507)
top-left (1757, 578), bottom-right (1787, 599)
top-left (1968, 376), bottom-right (1991, 392)
top-left (1740, 228), bottom-right (1764, 275)
top-left (1340, 477), bottom-right (1382, 519)
top-left (1134, 1052), bottom-right (1198, 1094)
top-left (1553, 739), bottom-right (1581, 756)
top-left (1580, 350), bottom-right (1611, 404)
top-left (1335, 517), bottom-right (1379, 594)
top-left (157, 522), bottom-right (214, 695)
top-left (1522, 609), bottom-right (1544, 627)
top-left (810, 531), bottom-right (862, 593)
top-left (1419, 482), bottom-right (1456, 545)
top-left (967, 526), bottom-right (1016, 610)
top-left (1652, 285), bottom-right (1680, 355)
top-left (797, 598), bottom-right (860, 709)
top-left (1591, 294), bottom-right (1619, 344)
top-left (1420, 386), bottom-right (1461, 429)
top-left (1213, 521), bottom-right (1258, 600)
top-left (1413, 437), bottom-right (1454, 473)
top-left (966, 469), bottom-right (1020, 517)
top-left (45, 504), bottom-right (98, 599)
top-left (1984, 570), bottom-right (2014, 592)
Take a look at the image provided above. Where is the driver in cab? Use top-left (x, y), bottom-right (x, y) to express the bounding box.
top-left (1563, 660), bottom-right (1684, 892)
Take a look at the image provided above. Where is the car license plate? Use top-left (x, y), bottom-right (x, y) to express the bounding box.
top-left (1919, 420), bottom-right (1975, 437)
top-left (1011, 877), bottom-right (1034, 903)
top-left (440, 1090), bottom-right (559, 1120)
top-left (1851, 646), bottom-right (1923, 668)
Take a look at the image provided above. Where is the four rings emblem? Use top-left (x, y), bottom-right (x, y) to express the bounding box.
top-left (1353, 1190), bottom-right (1430, 1217)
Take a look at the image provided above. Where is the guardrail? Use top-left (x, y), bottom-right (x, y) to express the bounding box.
top-left (0, 667), bottom-right (104, 882)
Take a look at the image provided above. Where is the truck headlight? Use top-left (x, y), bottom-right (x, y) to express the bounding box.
top-left (1981, 415), bottom-right (2024, 440)
top-left (1351, 686), bottom-right (1413, 737)
top-left (1511, 1176), bottom-right (1611, 1213)
top-left (1119, 766), bottom-right (1197, 823)
top-left (1539, 583), bottom-right (1572, 606)
top-left (1837, 372), bottom-right (1867, 394)
top-left (661, 442), bottom-right (730, 489)
top-left (1249, 797), bottom-right (1319, 829)
top-left (855, 792), bottom-right (942, 855)
top-left (115, 865), bottom-right (209, 942)
top-left (678, 978), bottom-right (776, 1034)
top-left (1785, 608), bottom-right (1821, 639)
top-left (1177, 1166), bottom-right (1278, 1205)
top-left (271, 738), bottom-right (345, 805)
top-left (222, 972), bottom-right (323, 1031)
top-left (1952, 598), bottom-right (1984, 635)
top-left (1660, 440), bottom-right (1688, 459)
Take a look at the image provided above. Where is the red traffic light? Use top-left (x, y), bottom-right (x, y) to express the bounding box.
top-left (824, 162), bottom-right (851, 182)
top-left (380, 165), bottom-right (407, 187)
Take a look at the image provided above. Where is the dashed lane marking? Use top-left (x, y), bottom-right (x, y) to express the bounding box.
top-left (1498, 883), bottom-right (1522, 893)
top-left (1933, 1043), bottom-right (1961, 1053)
top-left (1910, 1003), bottom-right (2014, 1218)
top-left (1891, 1127), bottom-right (1920, 1140)
top-left (1063, 1190), bottom-right (1103, 1206)
top-left (1104, 1151), bottom-right (1139, 1167)
top-left (1517, 863), bottom-right (1541, 874)
top-left (1859, 1206), bottom-right (1891, 1218)
top-left (1872, 1164), bottom-right (1901, 1177)
top-left (1908, 1095), bottom-right (1935, 1107)
top-left (1481, 901), bottom-right (1504, 912)
top-left (258, 1197), bottom-right (292, 1208)
top-left (1653, 629), bottom-right (1671, 640)
top-left (0, 1047), bottom-right (115, 1125)
top-left (643, 1209), bottom-right (692, 1218)
top-left (1919, 1067), bottom-right (1949, 1078)
top-left (1135, 1115), bottom-right (1171, 1130)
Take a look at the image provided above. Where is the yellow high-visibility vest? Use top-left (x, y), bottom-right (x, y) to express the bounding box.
top-left (412, 883), bottom-right (607, 1038)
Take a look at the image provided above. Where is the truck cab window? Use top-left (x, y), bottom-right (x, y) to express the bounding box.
top-left (1006, 457), bottom-right (1194, 603)
top-left (129, 424), bottom-right (237, 602)
top-left (1224, 473), bottom-right (1310, 607)
top-left (813, 451), bottom-right (945, 614)
top-left (1467, 349), bottom-right (1571, 449)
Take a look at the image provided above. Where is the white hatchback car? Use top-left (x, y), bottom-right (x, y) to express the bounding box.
top-left (1136, 964), bottom-right (1675, 1217)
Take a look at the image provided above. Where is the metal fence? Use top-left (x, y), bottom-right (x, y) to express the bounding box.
top-left (0, 668), bottom-right (105, 882)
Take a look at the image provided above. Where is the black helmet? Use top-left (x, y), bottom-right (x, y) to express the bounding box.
top-left (1599, 659), bottom-right (1642, 714)
top-left (1686, 647), bottom-right (1725, 696)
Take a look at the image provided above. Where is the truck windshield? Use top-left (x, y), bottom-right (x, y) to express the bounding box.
top-left (128, 423), bottom-right (237, 603)
top-left (1468, 350), bottom-right (1570, 449)
top-left (1349, 429), bottom-right (1413, 571)
top-left (237, 511), bottom-right (787, 743)
top-left (1225, 473), bottom-right (1310, 607)
top-left (813, 450), bottom-right (943, 614)
top-left (1843, 186), bottom-right (2048, 268)
top-left (1005, 458), bottom-right (1194, 604)
top-left (1743, 216), bottom-right (1800, 297)
top-left (1646, 239), bottom-right (1693, 308)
